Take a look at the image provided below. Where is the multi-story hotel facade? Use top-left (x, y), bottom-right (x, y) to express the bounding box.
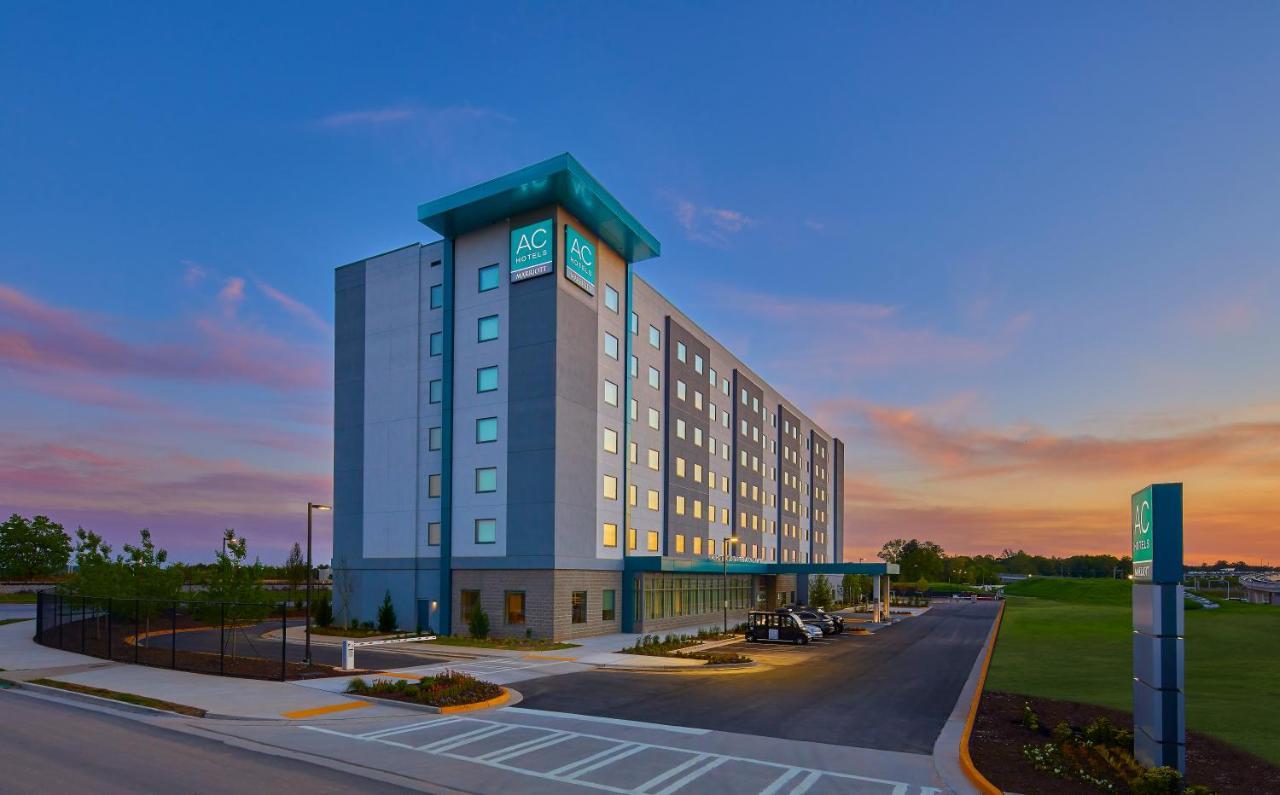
top-left (333, 155), bottom-right (894, 640)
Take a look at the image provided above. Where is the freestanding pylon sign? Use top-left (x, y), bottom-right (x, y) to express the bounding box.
top-left (1130, 483), bottom-right (1185, 773)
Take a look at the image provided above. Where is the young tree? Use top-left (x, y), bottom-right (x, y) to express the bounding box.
top-left (468, 601), bottom-right (490, 639)
top-left (333, 555), bottom-right (356, 628)
top-left (809, 575), bottom-right (835, 609)
top-left (840, 573), bottom-right (860, 605)
top-left (204, 529), bottom-right (268, 655)
top-left (121, 529), bottom-right (183, 646)
top-left (376, 590), bottom-right (398, 633)
top-left (313, 591), bottom-right (334, 627)
top-left (284, 542), bottom-right (306, 600)
top-left (0, 514), bottom-right (72, 579)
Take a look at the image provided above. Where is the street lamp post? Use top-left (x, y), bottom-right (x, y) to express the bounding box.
top-left (304, 502), bottom-right (331, 665)
top-left (722, 535), bottom-right (739, 634)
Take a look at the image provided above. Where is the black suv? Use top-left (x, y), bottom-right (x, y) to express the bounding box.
top-left (790, 605), bottom-right (843, 635)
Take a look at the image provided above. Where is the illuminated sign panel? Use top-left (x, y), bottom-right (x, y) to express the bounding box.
top-left (564, 225), bottom-right (596, 295)
top-left (1132, 485), bottom-right (1154, 581)
top-left (510, 219), bottom-right (554, 282)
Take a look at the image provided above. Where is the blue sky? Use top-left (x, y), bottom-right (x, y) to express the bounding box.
top-left (3, 3), bottom-right (1278, 564)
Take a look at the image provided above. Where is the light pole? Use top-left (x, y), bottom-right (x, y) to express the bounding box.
top-left (722, 535), bottom-right (739, 634)
top-left (304, 502), bottom-right (331, 665)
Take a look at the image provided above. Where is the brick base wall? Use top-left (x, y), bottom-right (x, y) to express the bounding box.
top-left (451, 569), bottom-right (622, 641)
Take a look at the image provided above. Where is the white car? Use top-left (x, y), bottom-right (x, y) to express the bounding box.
top-left (801, 623), bottom-right (823, 641)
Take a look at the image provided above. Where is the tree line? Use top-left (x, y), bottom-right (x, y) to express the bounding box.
top-left (877, 538), bottom-right (1136, 584)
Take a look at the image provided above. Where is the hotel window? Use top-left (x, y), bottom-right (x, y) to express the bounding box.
top-left (604, 284), bottom-right (619, 313)
top-left (693, 536), bottom-right (702, 555)
top-left (476, 417), bottom-right (497, 443)
top-left (603, 474), bottom-right (618, 500)
top-left (739, 481), bottom-right (747, 498)
top-left (722, 475), bottom-right (729, 492)
top-left (571, 591), bottom-right (587, 624)
top-left (630, 442), bottom-right (638, 464)
top-left (627, 527), bottom-right (637, 549)
top-left (630, 311), bottom-right (638, 334)
top-left (477, 366), bottom-right (498, 392)
top-left (721, 507), bottom-right (729, 524)
top-left (741, 419), bottom-right (749, 436)
top-left (693, 428), bottom-right (703, 448)
top-left (477, 314), bottom-right (499, 342)
top-left (505, 592), bottom-right (526, 624)
top-left (630, 355), bottom-right (638, 378)
top-left (676, 419), bottom-right (686, 439)
top-left (629, 484), bottom-right (637, 506)
top-left (752, 396), bottom-right (759, 413)
top-left (603, 427), bottom-right (618, 454)
top-left (722, 377), bottom-right (730, 395)
top-left (602, 589), bottom-right (616, 621)
top-left (428, 474), bottom-right (441, 498)
top-left (475, 467), bottom-right (497, 493)
top-left (430, 283), bottom-right (443, 309)
top-left (604, 332), bottom-right (619, 359)
top-left (709, 367), bottom-right (717, 386)
top-left (648, 448), bottom-right (660, 471)
top-left (694, 354), bottom-right (704, 374)
top-left (646, 530), bottom-right (659, 551)
top-left (602, 522), bottom-right (618, 547)
top-left (693, 463), bottom-right (703, 483)
top-left (648, 325), bottom-right (660, 349)
top-left (676, 341), bottom-right (686, 363)
top-left (675, 534), bottom-right (685, 553)
top-left (648, 408), bottom-right (660, 430)
top-left (475, 518), bottom-right (496, 544)
top-left (676, 380), bottom-right (686, 400)
top-left (427, 522), bottom-right (440, 546)
top-left (429, 379), bottom-right (442, 404)
top-left (693, 500), bottom-right (702, 519)
top-left (694, 391), bottom-right (703, 410)
top-left (648, 366), bottom-right (660, 389)
top-left (741, 388), bottom-right (749, 406)
top-left (460, 589), bottom-right (479, 618)
top-left (647, 489), bottom-right (659, 510)
top-left (428, 426), bottom-right (442, 451)
top-left (429, 331), bottom-right (443, 357)
top-left (604, 379), bottom-right (618, 406)
top-left (708, 539), bottom-right (716, 557)
top-left (675, 457), bottom-right (685, 477)
top-left (478, 263), bottom-right (499, 292)
top-left (675, 496), bottom-right (685, 515)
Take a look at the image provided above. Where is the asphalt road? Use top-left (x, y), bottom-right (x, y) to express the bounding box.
top-left (0, 690), bottom-right (417, 794)
top-left (517, 600), bottom-right (1000, 754)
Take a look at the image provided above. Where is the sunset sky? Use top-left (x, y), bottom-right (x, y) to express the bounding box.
top-left (2, 4), bottom-right (1277, 565)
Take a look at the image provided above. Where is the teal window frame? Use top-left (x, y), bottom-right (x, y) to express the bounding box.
top-left (477, 366), bottom-right (498, 393)
top-left (477, 314), bottom-right (499, 342)
top-left (476, 416), bottom-right (498, 443)
top-left (429, 331), bottom-right (443, 357)
top-left (476, 519), bottom-right (497, 545)
top-left (430, 283), bottom-right (443, 309)
top-left (475, 467), bottom-right (497, 493)
top-left (478, 263), bottom-right (499, 292)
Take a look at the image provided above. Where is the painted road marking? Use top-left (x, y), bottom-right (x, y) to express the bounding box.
top-left (504, 707), bottom-right (710, 735)
top-left (279, 700), bottom-right (372, 719)
top-left (302, 714), bottom-right (930, 794)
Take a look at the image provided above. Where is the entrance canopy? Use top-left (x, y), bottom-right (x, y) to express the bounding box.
top-left (624, 557), bottom-right (899, 577)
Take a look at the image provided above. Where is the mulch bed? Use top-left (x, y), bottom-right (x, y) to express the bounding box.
top-left (972, 691), bottom-right (1280, 794)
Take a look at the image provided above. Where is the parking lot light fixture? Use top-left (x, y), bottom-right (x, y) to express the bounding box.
top-left (305, 502), bottom-right (332, 665)
top-left (722, 535), bottom-right (739, 634)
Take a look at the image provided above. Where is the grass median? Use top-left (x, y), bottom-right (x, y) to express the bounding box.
top-left (985, 577), bottom-right (1280, 765)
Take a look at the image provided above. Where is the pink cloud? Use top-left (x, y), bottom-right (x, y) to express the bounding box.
top-left (253, 277), bottom-right (330, 334)
top-left (672, 198), bottom-right (758, 247)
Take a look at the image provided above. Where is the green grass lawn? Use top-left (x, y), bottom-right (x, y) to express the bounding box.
top-left (0, 593), bottom-right (39, 603)
top-left (986, 577), bottom-right (1280, 764)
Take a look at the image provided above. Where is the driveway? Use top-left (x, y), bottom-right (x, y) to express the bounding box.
top-left (516, 600), bottom-right (1001, 754)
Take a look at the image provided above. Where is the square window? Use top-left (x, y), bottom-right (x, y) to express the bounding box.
top-left (430, 284), bottom-right (443, 309)
top-left (427, 522), bottom-right (441, 546)
top-left (646, 530), bottom-right (659, 551)
top-left (428, 426), bottom-right (442, 451)
top-left (603, 427), bottom-right (618, 453)
top-left (429, 379), bottom-right (442, 404)
top-left (648, 325), bottom-right (660, 349)
top-left (603, 522), bottom-right (618, 547)
top-left (571, 591), bottom-right (587, 624)
top-left (476, 417), bottom-right (498, 443)
top-left (604, 284), bottom-right (619, 312)
top-left (604, 380), bottom-right (619, 406)
top-left (478, 263), bottom-right (499, 292)
top-left (677, 341), bottom-right (686, 363)
top-left (475, 518), bottom-right (496, 543)
top-left (602, 589), bottom-right (616, 621)
top-left (604, 332), bottom-right (619, 359)
top-left (648, 366), bottom-right (660, 389)
top-left (478, 314), bottom-right (499, 342)
top-left (429, 331), bottom-right (443, 357)
top-left (477, 366), bottom-right (498, 392)
top-left (475, 467), bottom-right (497, 493)
top-left (603, 474), bottom-right (618, 500)
top-left (428, 473), bottom-right (441, 498)
top-left (505, 591), bottom-right (525, 624)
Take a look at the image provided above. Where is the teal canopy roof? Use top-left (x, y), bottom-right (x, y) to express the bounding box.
top-left (417, 153), bottom-right (661, 264)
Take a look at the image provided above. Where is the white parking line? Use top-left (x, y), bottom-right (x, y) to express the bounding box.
top-left (548, 742), bottom-right (635, 777)
top-left (504, 707), bottom-right (710, 735)
top-left (650, 756), bottom-right (727, 795)
top-left (635, 752), bottom-right (708, 793)
top-left (562, 742), bottom-right (646, 780)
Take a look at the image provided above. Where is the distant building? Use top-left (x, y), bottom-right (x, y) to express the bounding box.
top-left (1239, 572), bottom-right (1280, 605)
top-left (998, 573), bottom-right (1030, 583)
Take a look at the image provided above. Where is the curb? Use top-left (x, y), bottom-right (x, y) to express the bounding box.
top-left (11, 679), bottom-right (199, 718)
top-left (354, 686), bottom-right (521, 715)
top-left (958, 601), bottom-right (1005, 795)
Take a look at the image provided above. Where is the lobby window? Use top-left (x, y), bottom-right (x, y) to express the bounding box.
top-left (603, 474), bottom-right (618, 500)
top-left (676, 341), bottom-right (686, 363)
top-left (602, 589), bottom-right (616, 621)
top-left (477, 366), bottom-right (498, 392)
top-left (694, 354), bottom-right (704, 374)
top-left (648, 325), bottom-right (660, 349)
top-left (429, 379), bottom-right (442, 404)
top-left (427, 522), bottom-right (440, 547)
top-left (604, 284), bottom-right (619, 313)
top-left (675, 456), bottom-right (685, 477)
top-left (428, 426), bottom-right (442, 451)
top-left (646, 530), bottom-right (659, 551)
top-left (647, 448), bottom-right (660, 471)
top-left (603, 427), bottom-right (618, 454)
top-left (648, 366), bottom-right (660, 389)
top-left (428, 474), bottom-right (441, 498)
top-left (647, 408), bottom-right (660, 430)
top-left (676, 380), bottom-right (686, 401)
top-left (477, 314), bottom-right (499, 342)
top-left (604, 332), bottom-right (619, 359)
top-left (505, 592), bottom-right (526, 624)
top-left (627, 527), bottom-right (637, 549)
top-left (429, 331), bottom-right (443, 357)
top-left (571, 591), bottom-right (587, 624)
top-left (460, 589), bottom-right (480, 618)
top-left (604, 379), bottom-right (619, 407)
top-left (675, 534), bottom-right (685, 553)
top-left (602, 522), bottom-right (618, 547)
top-left (430, 284), bottom-right (443, 309)
top-left (475, 518), bottom-right (496, 544)
top-left (475, 467), bottom-right (497, 493)
top-left (478, 263), bottom-right (499, 292)
top-left (647, 489), bottom-right (659, 511)
top-left (476, 416), bottom-right (498, 443)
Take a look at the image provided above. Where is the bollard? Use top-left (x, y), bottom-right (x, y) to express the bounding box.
top-left (340, 640), bottom-right (355, 671)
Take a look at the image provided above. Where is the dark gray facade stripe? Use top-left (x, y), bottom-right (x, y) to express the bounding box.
top-left (333, 261), bottom-right (366, 568)
top-left (731, 370), bottom-right (765, 557)
top-left (663, 317), bottom-right (711, 556)
top-left (833, 438), bottom-right (845, 562)
top-left (621, 263), bottom-right (637, 631)
top-left (779, 405), bottom-right (802, 563)
top-left (439, 240), bottom-right (455, 635)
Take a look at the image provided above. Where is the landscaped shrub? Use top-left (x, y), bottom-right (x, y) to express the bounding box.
top-left (1022, 701), bottom-right (1040, 731)
top-left (1129, 765), bottom-right (1182, 795)
top-left (377, 590), bottom-right (397, 633)
top-left (468, 602), bottom-right (490, 639)
top-left (347, 670), bottom-right (502, 707)
top-left (314, 593), bottom-right (334, 628)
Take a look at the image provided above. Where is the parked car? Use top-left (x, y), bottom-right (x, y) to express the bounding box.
top-left (801, 622), bottom-right (824, 641)
top-left (745, 610), bottom-right (810, 644)
top-left (791, 607), bottom-right (836, 636)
